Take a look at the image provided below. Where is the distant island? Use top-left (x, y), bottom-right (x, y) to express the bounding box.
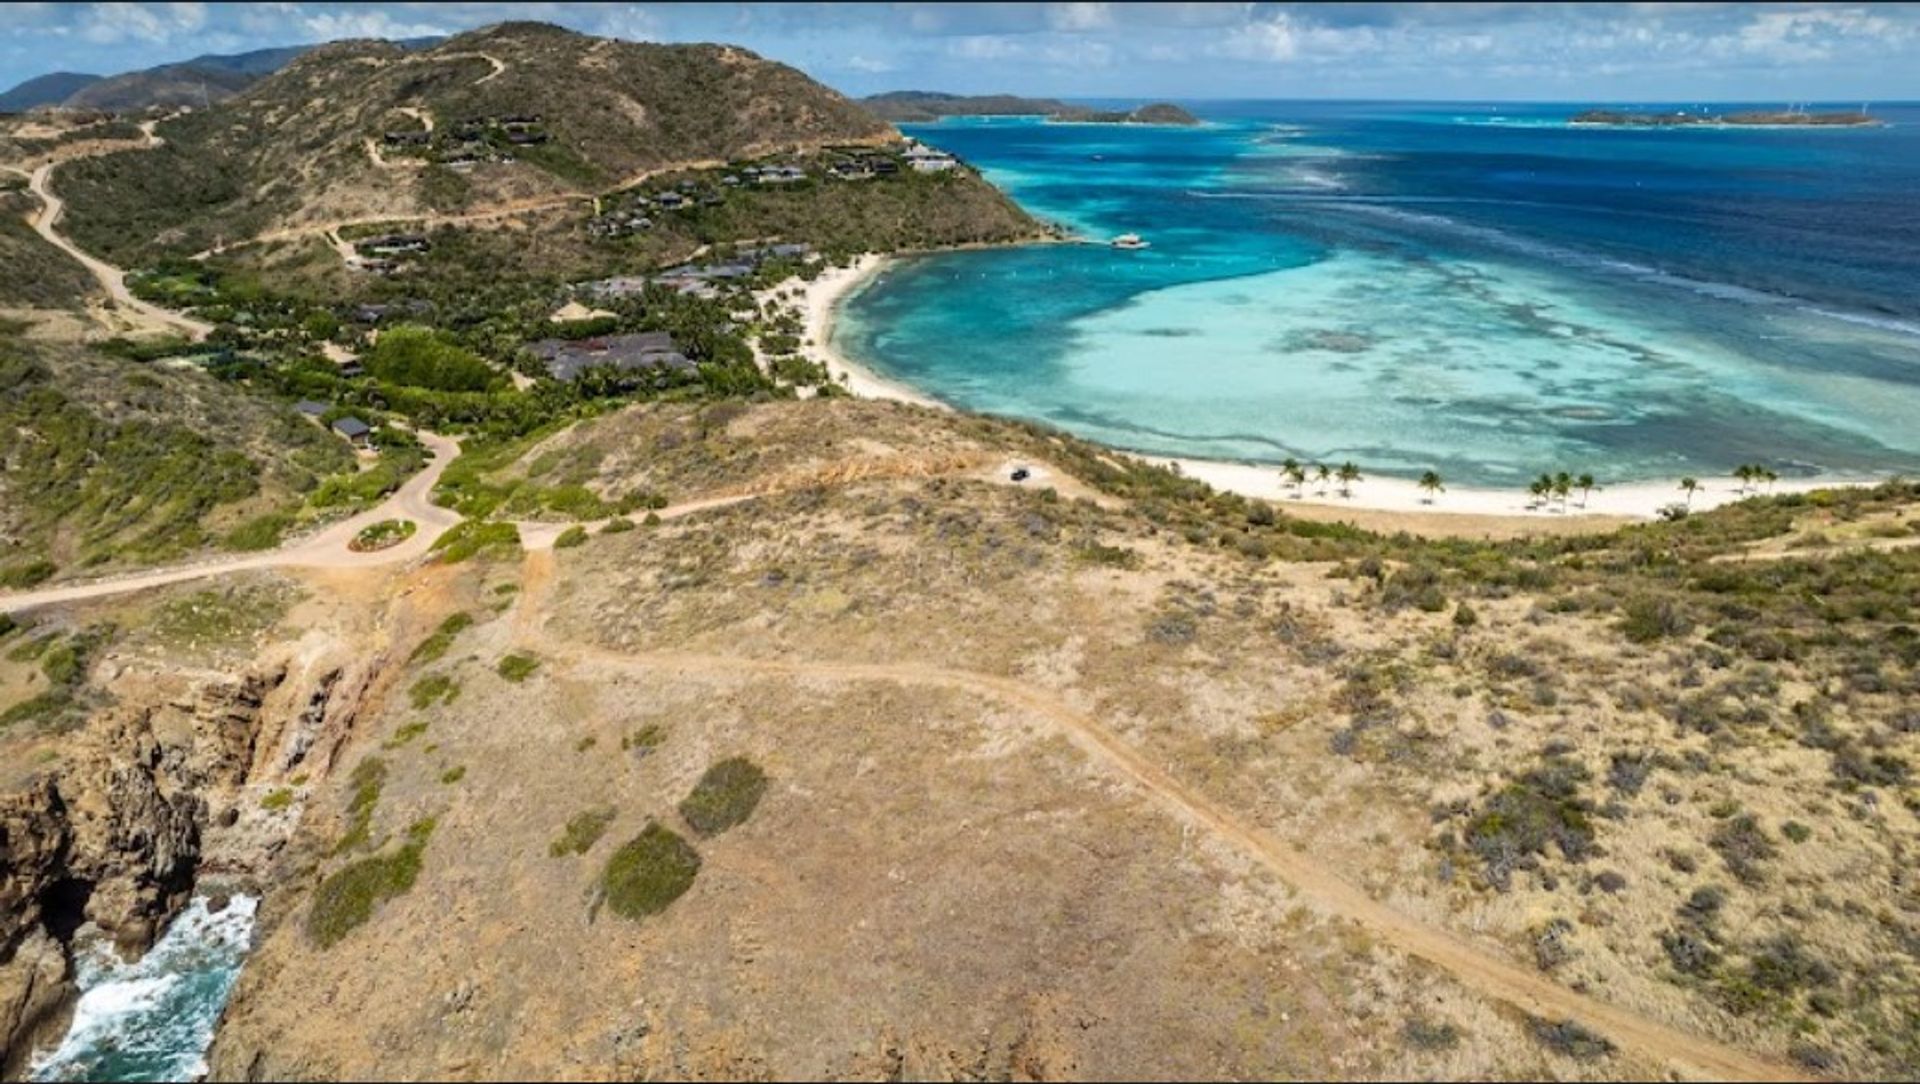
top-left (1570, 109), bottom-right (1879, 128)
top-left (864, 91), bottom-right (1200, 126)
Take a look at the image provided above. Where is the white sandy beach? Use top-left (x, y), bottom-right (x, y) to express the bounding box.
top-left (792, 254), bottom-right (1885, 523)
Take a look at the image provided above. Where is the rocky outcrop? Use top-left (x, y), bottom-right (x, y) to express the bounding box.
top-left (0, 667), bottom-right (286, 1071)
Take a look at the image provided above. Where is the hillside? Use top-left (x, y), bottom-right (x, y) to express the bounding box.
top-left (51, 22), bottom-right (941, 266)
top-left (0, 393), bottom-right (1910, 1077)
top-left (864, 91), bottom-right (1200, 125)
top-left (0, 329), bottom-right (354, 585)
top-left (0, 72), bottom-right (101, 113)
top-left (61, 61), bottom-right (260, 113)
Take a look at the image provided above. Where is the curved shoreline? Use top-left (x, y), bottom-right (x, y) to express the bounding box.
top-left (798, 254), bottom-right (1892, 523)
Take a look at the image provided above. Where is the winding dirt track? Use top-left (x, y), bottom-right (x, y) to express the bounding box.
top-left (513, 549), bottom-right (1802, 1082)
top-left (0, 433), bottom-right (462, 613)
top-left (24, 124), bottom-right (214, 341)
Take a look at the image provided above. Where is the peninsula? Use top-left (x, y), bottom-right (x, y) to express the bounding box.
top-left (1570, 108), bottom-right (1879, 127)
top-left (863, 91), bottom-right (1200, 126)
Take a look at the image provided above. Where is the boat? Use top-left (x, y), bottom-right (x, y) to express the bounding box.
top-left (1111, 233), bottom-right (1150, 250)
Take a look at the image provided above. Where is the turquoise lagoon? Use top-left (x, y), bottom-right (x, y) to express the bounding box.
top-left (836, 103), bottom-right (1920, 486)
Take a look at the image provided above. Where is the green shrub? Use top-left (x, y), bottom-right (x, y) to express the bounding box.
top-left (430, 519), bottom-right (521, 564)
top-left (550, 807), bottom-right (617, 857)
top-left (554, 525), bottom-right (589, 549)
top-left (333, 756), bottom-right (388, 853)
top-left (382, 720), bottom-right (429, 750)
top-left (261, 787), bottom-right (295, 811)
top-left (307, 817), bottom-right (436, 947)
top-left (223, 512), bottom-right (295, 552)
top-left (364, 325), bottom-right (501, 392)
top-left (621, 723), bottom-right (666, 754)
top-left (1529, 1017), bottom-right (1614, 1061)
top-left (601, 821), bottom-right (702, 919)
top-left (496, 653), bottom-right (540, 682)
top-left (350, 518), bottom-right (416, 552)
top-left (0, 560), bottom-right (57, 588)
top-left (601, 517), bottom-right (635, 534)
top-left (440, 765), bottom-right (466, 785)
top-left (1620, 595), bottom-right (1692, 644)
top-left (409, 673), bottom-right (460, 709)
top-left (1463, 756), bottom-right (1594, 890)
top-left (408, 612), bottom-right (473, 665)
top-left (678, 756), bottom-right (769, 837)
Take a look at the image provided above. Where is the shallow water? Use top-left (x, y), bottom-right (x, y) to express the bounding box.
top-left (839, 102), bottom-right (1920, 486)
top-left (30, 896), bottom-right (257, 1083)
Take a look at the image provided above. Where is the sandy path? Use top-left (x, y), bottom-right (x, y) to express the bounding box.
top-left (24, 121), bottom-right (214, 341)
top-left (510, 564), bottom-right (1799, 1081)
top-left (0, 433), bottom-right (462, 613)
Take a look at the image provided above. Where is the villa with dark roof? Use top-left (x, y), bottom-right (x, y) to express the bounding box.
top-left (527, 332), bottom-right (695, 382)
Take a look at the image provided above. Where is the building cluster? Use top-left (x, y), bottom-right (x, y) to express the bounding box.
top-left (526, 331), bottom-right (695, 382)
top-left (381, 113), bottom-right (551, 171)
top-left (347, 234), bottom-right (431, 276)
top-left (578, 243), bottom-right (814, 301)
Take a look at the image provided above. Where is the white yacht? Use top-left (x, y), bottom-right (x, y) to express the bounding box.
top-left (1111, 233), bottom-right (1150, 250)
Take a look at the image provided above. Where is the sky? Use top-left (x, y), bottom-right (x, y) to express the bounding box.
top-left (2, 2), bottom-right (1917, 102)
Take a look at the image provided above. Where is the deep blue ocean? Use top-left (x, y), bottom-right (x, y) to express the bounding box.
top-left (836, 102), bottom-right (1920, 486)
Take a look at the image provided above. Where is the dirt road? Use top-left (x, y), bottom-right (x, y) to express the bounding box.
top-left (0, 433), bottom-right (462, 613)
top-left (510, 556), bottom-right (1802, 1083)
top-left (25, 123), bottom-right (214, 341)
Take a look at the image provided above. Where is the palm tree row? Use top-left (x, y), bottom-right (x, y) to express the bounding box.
top-left (1732, 463), bottom-right (1779, 493)
top-left (1279, 458), bottom-right (1364, 499)
top-left (1527, 470), bottom-right (1599, 512)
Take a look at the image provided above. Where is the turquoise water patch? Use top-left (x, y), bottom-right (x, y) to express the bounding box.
top-left (31, 896), bottom-right (256, 1083)
top-left (845, 105), bottom-right (1920, 486)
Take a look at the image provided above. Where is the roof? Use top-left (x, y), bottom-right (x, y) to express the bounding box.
top-left (527, 331), bottom-right (694, 382)
top-left (331, 416), bottom-right (372, 438)
top-left (295, 399), bottom-right (329, 416)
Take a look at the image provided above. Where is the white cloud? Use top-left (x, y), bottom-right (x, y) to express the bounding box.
top-left (595, 5), bottom-right (663, 43)
top-left (299, 10), bottom-right (448, 43)
top-left (948, 35), bottom-right (1023, 61)
top-left (1731, 6), bottom-right (1903, 63)
top-left (78, 2), bottom-right (207, 45)
top-left (1046, 3), bottom-right (1112, 32)
top-left (844, 54), bottom-right (897, 73)
top-left (1219, 14), bottom-right (1300, 61)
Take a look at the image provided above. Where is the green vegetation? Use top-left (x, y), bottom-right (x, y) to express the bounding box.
top-left (439, 765), bottom-right (466, 785)
top-left (678, 756), bottom-right (769, 837)
top-left (1460, 755), bottom-right (1594, 891)
top-left (408, 612), bottom-right (473, 665)
top-left (601, 821), bottom-right (702, 919)
top-left (554, 525), bottom-right (589, 549)
top-left (364, 326), bottom-right (503, 392)
top-left (408, 673), bottom-right (460, 709)
top-left (0, 194), bottom-right (95, 308)
top-left (382, 720), bottom-right (429, 750)
top-left (621, 723), bottom-right (666, 754)
top-left (0, 338), bottom-right (350, 576)
top-left (307, 816), bottom-right (436, 948)
top-left (0, 626), bottom-right (111, 731)
top-left (549, 807), bottom-right (618, 857)
top-left (495, 652), bottom-right (540, 682)
top-left (430, 520), bottom-right (521, 564)
top-left (223, 512), bottom-right (295, 552)
top-left (261, 787), bottom-right (295, 811)
top-left (333, 757), bottom-right (387, 854)
top-left (349, 518), bottom-right (416, 552)
top-left (149, 584), bottom-right (289, 651)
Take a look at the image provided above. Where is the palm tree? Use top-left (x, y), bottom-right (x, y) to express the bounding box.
top-left (1281, 457), bottom-right (1304, 497)
top-left (1418, 470), bottom-right (1444, 504)
top-left (1337, 461), bottom-right (1361, 498)
top-left (1761, 467), bottom-right (1778, 493)
top-left (1576, 472), bottom-right (1597, 508)
top-left (1532, 472), bottom-right (1555, 510)
top-left (1313, 463), bottom-right (1331, 496)
top-left (1552, 471), bottom-right (1573, 510)
top-left (1733, 464), bottom-right (1755, 493)
top-left (1679, 476), bottom-right (1699, 506)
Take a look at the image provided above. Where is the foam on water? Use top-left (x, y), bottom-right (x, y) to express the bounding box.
top-left (30, 896), bottom-right (257, 1083)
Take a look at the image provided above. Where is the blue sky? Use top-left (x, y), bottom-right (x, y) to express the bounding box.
top-left (3, 3), bottom-right (1917, 101)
